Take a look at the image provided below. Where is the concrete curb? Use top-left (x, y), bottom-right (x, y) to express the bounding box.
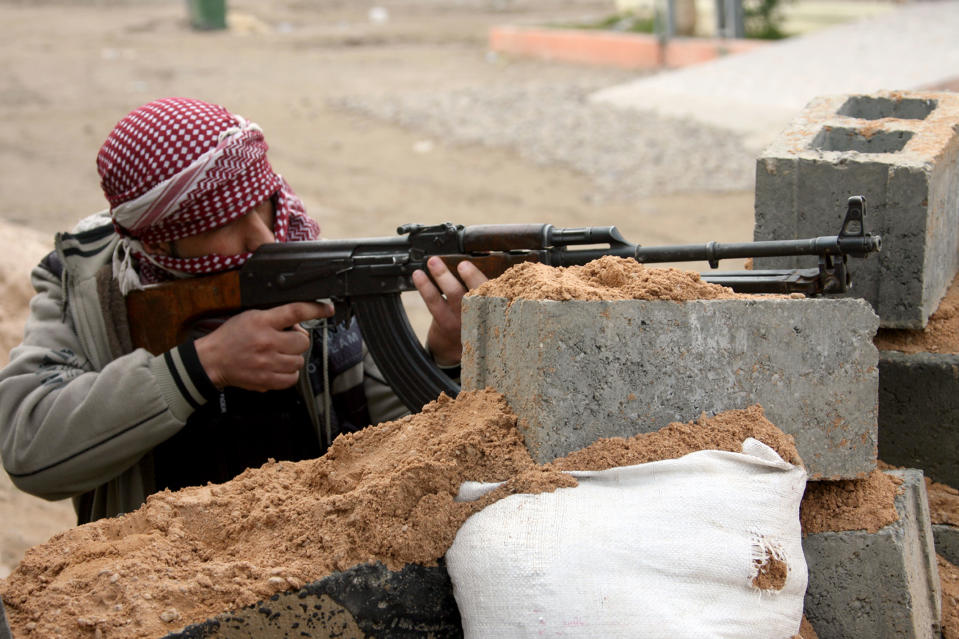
top-left (489, 25), bottom-right (764, 70)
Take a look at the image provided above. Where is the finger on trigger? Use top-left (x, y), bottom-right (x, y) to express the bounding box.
top-left (270, 301), bottom-right (333, 329)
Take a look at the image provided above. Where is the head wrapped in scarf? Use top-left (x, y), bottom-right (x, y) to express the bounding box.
top-left (97, 97), bottom-right (319, 293)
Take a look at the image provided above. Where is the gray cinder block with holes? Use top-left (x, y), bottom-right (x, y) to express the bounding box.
top-left (802, 469), bottom-right (942, 639)
top-left (753, 91), bottom-right (959, 329)
top-left (877, 350), bottom-right (959, 488)
top-left (461, 295), bottom-right (879, 479)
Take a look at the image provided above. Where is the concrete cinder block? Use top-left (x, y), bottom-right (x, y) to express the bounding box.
top-left (461, 296), bottom-right (879, 479)
top-left (878, 351), bottom-right (959, 487)
top-left (752, 91), bottom-right (959, 329)
top-left (802, 469), bottom-right (942, 639)
top-left (934, 524), bottom-right (959, 567)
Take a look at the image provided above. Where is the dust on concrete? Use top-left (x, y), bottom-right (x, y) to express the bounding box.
top-left (2, 3), bottom-right (939, 637)
top-left (795, 469), bottom-right (959, 638)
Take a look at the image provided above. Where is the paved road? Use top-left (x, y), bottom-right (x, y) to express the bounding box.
top-left (592, 0), bottom-right (959, 151)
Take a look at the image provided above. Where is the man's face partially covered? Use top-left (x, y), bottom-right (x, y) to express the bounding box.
top-left (143, 197), bottom-right (276, 259)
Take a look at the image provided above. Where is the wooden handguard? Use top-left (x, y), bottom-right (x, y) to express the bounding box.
top-left (460, 224), bottom-right (549, 251)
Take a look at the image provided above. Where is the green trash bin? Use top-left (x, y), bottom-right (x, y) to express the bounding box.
top-left (187, 0), bottom-right (227, 31)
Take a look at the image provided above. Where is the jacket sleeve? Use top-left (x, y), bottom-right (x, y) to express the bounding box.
top-left (0, 261), bottom-right (217, 501)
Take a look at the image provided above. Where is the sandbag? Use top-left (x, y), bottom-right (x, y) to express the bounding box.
top-left (446, 439), bottom-right (808, 638)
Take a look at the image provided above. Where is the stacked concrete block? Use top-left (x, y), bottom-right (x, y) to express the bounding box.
top-left (877, 350), bottom-right (959, 488)
top-left (802, 470), bottom-right (942, 639)
top-left (901, 354), bottom-right (959, 566)
top-left (749, 90), bottom-right (959, 637)
top-left (461, 296), bottom-right (879, 479)
top-left (752, 91), bottom-right (959, 329)
top-left (936, 525), bottom-right (959, 567)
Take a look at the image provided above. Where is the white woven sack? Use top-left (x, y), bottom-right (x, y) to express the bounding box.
top-left (446, 438), bottom-right (808, 639)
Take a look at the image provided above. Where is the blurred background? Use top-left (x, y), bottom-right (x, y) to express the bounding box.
top-left (1, 0), bottom-right (955, 576)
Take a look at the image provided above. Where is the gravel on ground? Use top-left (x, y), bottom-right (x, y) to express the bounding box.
top-left (336, 77), bottom-right (757, 201)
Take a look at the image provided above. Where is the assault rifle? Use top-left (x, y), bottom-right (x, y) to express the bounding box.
top-left (127, 196), bottom-right (880, 412)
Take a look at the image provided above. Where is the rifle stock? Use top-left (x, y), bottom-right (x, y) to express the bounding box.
top-left (125, 270), bottom-right (242, 356)
top-left (125, 196), bottom-right (881, 412)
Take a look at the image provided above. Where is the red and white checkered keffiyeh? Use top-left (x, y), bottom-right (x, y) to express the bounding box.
top-left (97, 97), bottom-right (319, 293)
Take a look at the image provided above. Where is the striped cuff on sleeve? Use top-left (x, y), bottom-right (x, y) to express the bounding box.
top-left (149, 341), bottom-right (219, 422)
top-left (437, 362), bottom-right (461, 382)
top-left (425, 346), bottom-right (461, 381)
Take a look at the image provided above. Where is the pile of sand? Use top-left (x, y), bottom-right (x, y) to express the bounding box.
top-left (469, 255), bottom-right (750, 302)
top-left (550, 404), bottom-right (801, 470)
top-left (2, 393), bottom-right (956, 639)
top-left (875, 272), bottom-right (959, 354)
top-left (800, 471), bottom-right (902, 535)
top-left (4, 383), bottom-right (948, 639)
top-left (1, 392), bottom-right (810, 639)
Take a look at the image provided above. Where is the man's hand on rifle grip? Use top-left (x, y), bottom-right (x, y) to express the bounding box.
top-left (412, 257), bottom-right (488, 367)
top-left (194, 301), bottom-right (334, 392)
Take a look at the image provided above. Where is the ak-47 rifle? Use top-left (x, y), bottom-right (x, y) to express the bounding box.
top-left (127, 196), bottom-right (880, 412)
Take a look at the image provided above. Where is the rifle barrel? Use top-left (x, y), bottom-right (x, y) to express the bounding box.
top-left (632, 235), bottom-right (880, 265)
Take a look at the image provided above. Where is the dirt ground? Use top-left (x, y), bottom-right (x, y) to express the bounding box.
top-left (0, 0), bottom-right (758, 578)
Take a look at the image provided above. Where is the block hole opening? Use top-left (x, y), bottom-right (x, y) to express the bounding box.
top-left (837, 96), bottom-right (936, 120)
top-left (811, 127), bottom-right (913, 153)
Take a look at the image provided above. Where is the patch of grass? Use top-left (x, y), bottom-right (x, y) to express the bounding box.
top-left (744, 0), bottom-right (791, 39)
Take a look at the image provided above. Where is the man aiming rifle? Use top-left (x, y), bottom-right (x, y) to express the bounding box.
top-left (0, 97), bottom-right (880, 526)
top-left (0, 97), bottom-right (486, 524)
